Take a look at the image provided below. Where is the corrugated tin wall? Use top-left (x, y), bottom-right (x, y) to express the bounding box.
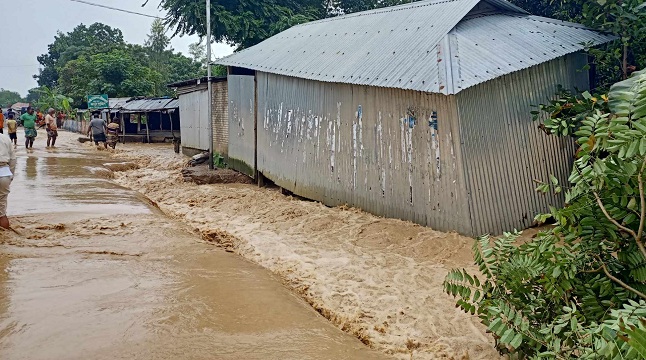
top-left (227, 75), bottom-right (256, 177)
top-left (456, 53), bottom-right (589, 235)
top-left (179, 89), bottom-right (211, 151)
top-left (255, 72), bottom-right (472, 234)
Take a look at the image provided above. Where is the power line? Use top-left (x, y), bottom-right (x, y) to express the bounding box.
top-left (69, 0), bottom-right (162, 19)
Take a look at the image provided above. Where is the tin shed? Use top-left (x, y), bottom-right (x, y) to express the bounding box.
top-left (217, 0), bottom-right (615, 236)
top-left (168, 77), bottom-right (228, 156)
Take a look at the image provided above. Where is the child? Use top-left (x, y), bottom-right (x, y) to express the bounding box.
top-left (6, 113), bottom-right (17, 148)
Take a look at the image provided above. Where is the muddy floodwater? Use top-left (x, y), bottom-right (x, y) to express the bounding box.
top-left (0, 131), bottom-right (386, 360)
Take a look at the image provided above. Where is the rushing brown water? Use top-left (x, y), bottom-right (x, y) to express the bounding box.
top-left (0, 131), bottom-right (387, 360)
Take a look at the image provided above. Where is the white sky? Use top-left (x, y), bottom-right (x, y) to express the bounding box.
top-left (0, 0), bottom-right (234, 96)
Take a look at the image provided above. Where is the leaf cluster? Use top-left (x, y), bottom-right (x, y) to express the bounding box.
top-left (445, 70), bottom-right (646, 358)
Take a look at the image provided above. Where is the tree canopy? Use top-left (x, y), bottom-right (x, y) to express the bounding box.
top-left (0, 89), bottom-right (23, 108)
top-left (34, 21), bottom-right (204, 107)
top-left (155, 0), bottom-right (645, 90)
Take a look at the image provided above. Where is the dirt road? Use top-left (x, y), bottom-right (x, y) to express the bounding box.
top-left (0, 130), bottom-right (386, 360)
top-left (108, 137), bottom-right (502, 359)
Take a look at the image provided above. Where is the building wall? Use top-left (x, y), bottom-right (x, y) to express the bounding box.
top-left (212, 81), bottom-right (229, 158)
top-left (254, 72), bottom-right (472, 234)
top-left (456, 53), bottom-right (589, 235)
top-left (228, 75), bottom-right (257, 177)
top-left (179, 88), bottom-right (211, 152)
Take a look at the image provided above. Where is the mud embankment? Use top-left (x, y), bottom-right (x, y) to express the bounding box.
top-left (109, 145), bottom-right (500, 360)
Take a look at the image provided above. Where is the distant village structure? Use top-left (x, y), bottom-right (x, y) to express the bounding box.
top-left (174, 0), bottom-right (616, 236)
top-left (63, 97), bottom-right (179, 144)
top-left (168, 77), bottom-right (229, 157)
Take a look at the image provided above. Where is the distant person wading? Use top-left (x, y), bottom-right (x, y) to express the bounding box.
top-left (88, 112), bottom-right (108, 149)
top-left (20, 107), bottom-right (37, 149)
top-left (0, 107), bottom-right (5, 134)
top-left (6, 113), bottom-right (17, 148)
top-left (106, 118), bottom-right (120, 149)
top-left (45, 108), bottom-right (58, 147)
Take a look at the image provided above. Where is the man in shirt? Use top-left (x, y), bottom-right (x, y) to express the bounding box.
top-left (45, 108), bottom-right (58, 148)
top-left (0, 131), bottom-right (16, 229)
top-left (0, 107), bottom-right (4, 134)
top-left (20, 107), bottom-right (37, 149)
top-left (6, 113), bottom-right (17, 148)
top-left (88, 112), bottom-right (107, 149)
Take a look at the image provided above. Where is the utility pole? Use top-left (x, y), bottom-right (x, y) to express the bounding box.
top-left (206, 0), bottom-right (214, 169)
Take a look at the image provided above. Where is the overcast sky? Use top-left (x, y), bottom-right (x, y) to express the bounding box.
top-left (0, 0), bottom-right (234, 96)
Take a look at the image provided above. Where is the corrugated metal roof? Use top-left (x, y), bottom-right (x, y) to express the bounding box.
top-left (108, 97), bottom-right (131, 109)
top-left (115, 98), bottom-right (179, 112)
top-left (217, 0), bottom-right (615, 95)
top-left (450, 13), bottom-right (615, 91)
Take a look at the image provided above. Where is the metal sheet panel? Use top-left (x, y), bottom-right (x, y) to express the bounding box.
top-left (218, 0), bottom-right (482, 94)
top-left (227, 75), bottom-right (256, 177)
top-left (456, 53), bottom-right (588, 236)
top-left (217, 0), bottom-right (612, 95)
top-left (451, 13), bottom-right (615, 92)
top-left (256, 72), bottom-right (472, 234)
top-left (179, 89), bottom-right (210, 151)
top-left (109, 97), bottom-right (131, 109)
top-left (120, 98), bottom-right (178, 112)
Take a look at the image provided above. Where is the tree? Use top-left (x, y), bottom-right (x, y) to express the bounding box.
top-left (145, 19), bottom-right (171, 57)
top-left (58, 49), bottom-right (162, 105)
top-left (154, 0), bottom-right (325, 49)
top-left (188, 41), bottom-right (206, 65)
top-left (0, 89), bottom-right (23, 107)
top-left (35, 23), bottom-right (125, 87)
top-left (25, 88), bottom-right (43, 104)
top-left (35, 87), bottom-right (73, 116)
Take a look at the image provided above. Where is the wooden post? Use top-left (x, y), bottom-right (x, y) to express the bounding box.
top-left (145, 113), bottom-right (150, 144)
top-left (120, 112), bottom-right (125, 144)
top-left (169, 110), bottom-right (174, 138)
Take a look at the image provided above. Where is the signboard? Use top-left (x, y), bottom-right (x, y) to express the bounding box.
top-left (87, 94), bottom-right (109, 109)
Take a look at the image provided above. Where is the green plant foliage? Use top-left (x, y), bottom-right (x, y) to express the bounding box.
top-left (35, 22), bottom-right (203, 106)
top-left (445, 70), bottom-right (646, 358)
top-left (155, 0), bottom-right (325, 50)
top-left (532, 86), bottom-right (609, 137)
top-left (34, 86), bottom-right (73, 116)
top-left (0, 89), bottom-right (24, 107)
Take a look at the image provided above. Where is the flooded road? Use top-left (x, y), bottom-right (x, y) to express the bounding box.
top-left (0, 131), bottom-right (387, 360)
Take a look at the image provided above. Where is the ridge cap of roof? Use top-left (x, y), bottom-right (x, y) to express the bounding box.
top-left (293, 0), bottom-right (464, 28)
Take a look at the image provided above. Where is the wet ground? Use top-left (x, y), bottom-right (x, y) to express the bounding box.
top-left (0, 130), bottom-right (387, 360)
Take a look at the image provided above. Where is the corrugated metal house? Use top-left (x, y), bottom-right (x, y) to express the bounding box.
top-left (217, 0), bottom-right (615, 236)
top-left (168, 77), bottom-right (228, 157)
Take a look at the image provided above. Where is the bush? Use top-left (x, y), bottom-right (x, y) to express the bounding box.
top-left (444, 70), bottom-right (646, 358)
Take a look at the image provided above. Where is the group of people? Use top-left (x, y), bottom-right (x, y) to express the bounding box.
top-left (0, 108), bottom-right (123, 230)
top-left (0, 107), bottom-right (122, 151)
top-left (0, 106), bottom-right (59, 149)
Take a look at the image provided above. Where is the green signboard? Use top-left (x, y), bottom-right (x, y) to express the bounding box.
top-left (87, 94), bottom-right (109, 109)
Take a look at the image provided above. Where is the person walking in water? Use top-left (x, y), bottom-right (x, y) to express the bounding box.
top-left (0, 107), bottom-right (5, 134)
top-left (20, 107), bottom-right (37, 149)
top-left (0, 130), bottom-right (16, 229)
top-left (106, 118), bottom-right (120, 149)
top-left (88, 112), bottom-right (107, 149)
top-left (6, 113), bottom-right (17, 148)
top-left (45, 108), bottom-right (58, 148)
